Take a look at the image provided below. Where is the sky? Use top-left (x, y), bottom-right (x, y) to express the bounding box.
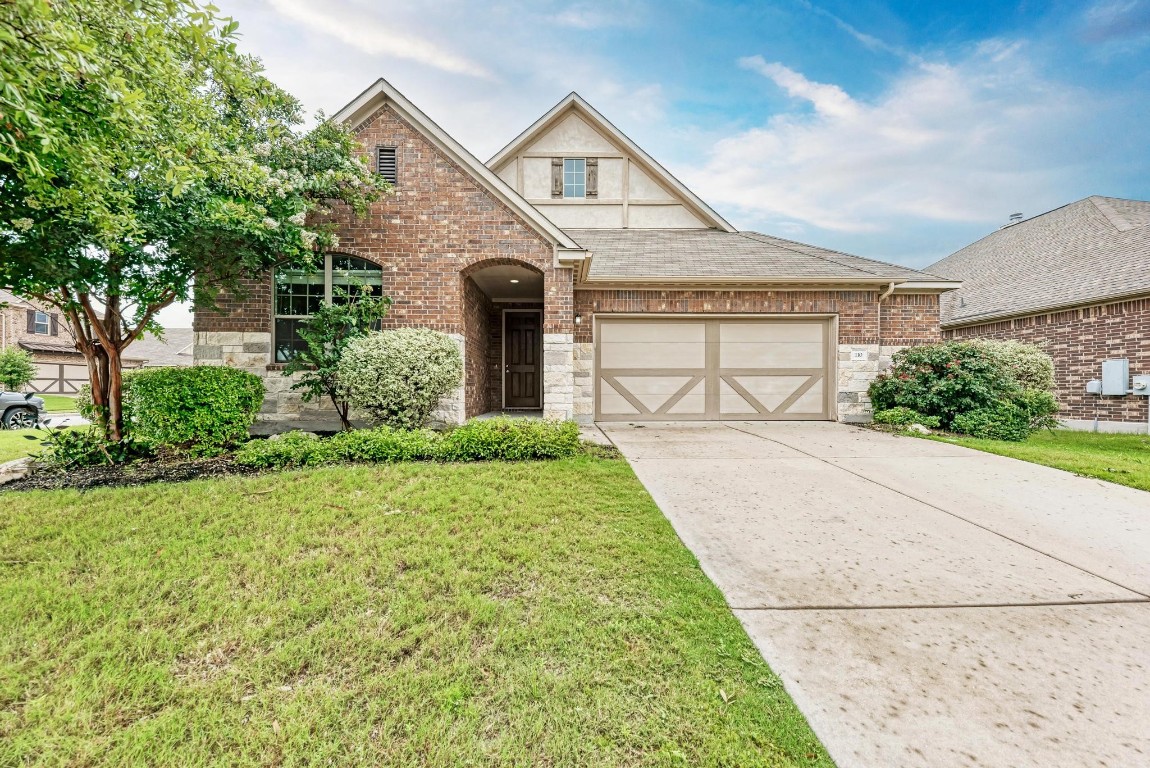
top-left (161, 0), bottom-right (1150, 326)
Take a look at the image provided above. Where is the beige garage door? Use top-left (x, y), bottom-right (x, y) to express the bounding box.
top-left (596, 317), bottom-right (834, 421)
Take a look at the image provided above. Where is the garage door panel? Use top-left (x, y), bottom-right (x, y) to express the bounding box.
top-left (600, 341), bottom-right (705, 369)
top-left (596, 318), bottom-right (832, 422)
top-left (719, 341), bottom-right (824, 368)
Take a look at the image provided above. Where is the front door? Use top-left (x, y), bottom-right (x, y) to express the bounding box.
top-left (504, 311), bottom-right (542, 408)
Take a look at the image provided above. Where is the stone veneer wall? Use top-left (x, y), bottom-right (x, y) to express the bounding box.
top-left (194, 101), bottom-right (575, 427)
top-left (944, 296), bottom-right (1150, 430)
top-left (571, 289), bottom-right (941, 422)
top-left (542, 334), bottom-right (574, 421)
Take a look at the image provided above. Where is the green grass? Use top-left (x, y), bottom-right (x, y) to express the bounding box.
top-left (932, 429), bottom-right (1150, 492)
top-left (37, 394), bottom-right (78, 413)
top-left (0, 459), bottom-right (830, 766)
top-left (0, 429), bottom-right (46, 464)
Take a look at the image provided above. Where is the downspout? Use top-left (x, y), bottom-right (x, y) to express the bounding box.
top-left (876, 281), bottom-right (897, 368)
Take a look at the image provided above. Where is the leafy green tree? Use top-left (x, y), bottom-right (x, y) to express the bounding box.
top-left (0, 348), bottom-right (36, 391)
top-left (282, 290), bottom-right (393, 431)
top-left (0, 0), bottom-right (390, 441)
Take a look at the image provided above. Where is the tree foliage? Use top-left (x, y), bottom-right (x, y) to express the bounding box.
top-left (0, 347), bottom-right (37, 391)
top-left (0, 0), bottom-right (390, 441)
top-left (281, 289), bottom-right (393, 431)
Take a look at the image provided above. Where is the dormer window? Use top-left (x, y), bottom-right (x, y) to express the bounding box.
top-left (563, 158), bottom-right (585, 198)
top-left (32, 311), bottom-right (50, 335)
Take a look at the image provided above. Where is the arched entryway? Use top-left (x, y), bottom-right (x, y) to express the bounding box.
top-left (460, 260), bottom-right (546, 418)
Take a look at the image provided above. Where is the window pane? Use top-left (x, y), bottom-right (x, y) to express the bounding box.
top-left (274, 261), bottom-right (324, 316)
top-left (332, 256), bottom-right (383, 305)
top-left (562, 158), bottom-right (585, 198)
top-left (274, 318), bottom-right (308, 362)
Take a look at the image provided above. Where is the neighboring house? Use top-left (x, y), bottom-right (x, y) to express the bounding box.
top-left (194, 79), bottom-right (957, 428)
top-left (929, 196), bottom-right (1150, 433)
top-left (1, 288), bottom-right (192, 392)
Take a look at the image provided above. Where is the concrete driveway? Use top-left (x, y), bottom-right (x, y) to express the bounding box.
top-left (600, 422), bottom-right (1150, 768)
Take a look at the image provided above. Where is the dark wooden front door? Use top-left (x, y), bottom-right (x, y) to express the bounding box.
top-left (504, 312), bottom-right (541, 408)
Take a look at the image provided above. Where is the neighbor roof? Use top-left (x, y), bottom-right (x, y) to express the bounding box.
top-left (129, 328), bottom-right (194, 367)
top-left (488, 93), bottom-right (736, 232)
top-left (928, 196), bottom-right (1150, 327)
top-left (568, 229), bottom-right (954, 286)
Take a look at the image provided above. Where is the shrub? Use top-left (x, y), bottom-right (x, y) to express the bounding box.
top-left (121, 366), bottom-right (264, 452)
top-left (338, 328), bottom-right (463, 429)
top-left (234, 431), bottom-right (336, 469)
top-left (872, 407), bottom-right (941, 429)
top-left (0, 348), bottom-right (36, 391)
top-left (951, 402), bottom-right (1032, 442)
top-left (968, 339), bottom-right (1055, 391)
top-left (36, 427), bottom-right (154, 468)
top-left (437, 418), bottom-right (582, 461)
top-left (1013, 389), bottom-right (1061, 432)
top-left (328, 426), bottom-right (440, 462)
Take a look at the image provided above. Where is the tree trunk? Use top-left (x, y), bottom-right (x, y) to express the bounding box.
top-left (329, 391), bottom-right (352, 431)
top-left (106, 345), bottom-right (124, 442)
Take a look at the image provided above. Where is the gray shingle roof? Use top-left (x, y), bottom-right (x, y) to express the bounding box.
top-left (567, 229), bottom-right (949, 283)
top-left (129, 328), bottom-right (194, 367)
top-left (928, 196), bottom-right (1150, 327)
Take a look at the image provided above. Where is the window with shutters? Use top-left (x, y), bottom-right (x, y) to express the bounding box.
top-left (273, 254), bottom-right (384, 362)
top-left (563, 158), bottom-right (585, 198)
top-left (32, 311), bottom-right (50, 335)
top-left (376, 146), bottom-right (398, 184)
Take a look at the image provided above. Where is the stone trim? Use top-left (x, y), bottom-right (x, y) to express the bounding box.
top-left (542, 333), bottom-right (574, 421)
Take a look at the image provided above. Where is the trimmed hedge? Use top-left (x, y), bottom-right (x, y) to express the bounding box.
top-left (234, 418), bottom-right (584, 469)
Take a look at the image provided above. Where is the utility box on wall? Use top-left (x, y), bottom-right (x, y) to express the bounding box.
top-left (1101, 359), bottom-right (1129, 396)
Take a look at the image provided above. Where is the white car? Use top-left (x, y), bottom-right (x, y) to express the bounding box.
top-left (1, 392), bottom-right (46, 430)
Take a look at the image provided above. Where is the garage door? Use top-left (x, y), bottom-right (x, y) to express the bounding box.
top-left (596, 317), bottom-right (833, 421)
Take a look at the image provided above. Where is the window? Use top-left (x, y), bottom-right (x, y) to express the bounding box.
top-left (563, 158), bottom-right (585, 198)
top-left (33, 311), bottom-right (50, 335)
top-left (273, 254), bottom-right (384, 362)
top-left (376, 146), bottom-right (398, 184)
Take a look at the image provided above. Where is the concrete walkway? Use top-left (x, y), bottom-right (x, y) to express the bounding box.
top-left (601, 422), bottom-right (1150, 768)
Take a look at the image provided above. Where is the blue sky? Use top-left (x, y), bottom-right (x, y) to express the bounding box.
top-left (162, 0), bottom-right (1150, 325)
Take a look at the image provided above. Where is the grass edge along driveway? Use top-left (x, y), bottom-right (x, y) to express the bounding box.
top-left (930, 428), bottom-right (1150, 492)
top-left (0, 457), bottom-right (831, 767)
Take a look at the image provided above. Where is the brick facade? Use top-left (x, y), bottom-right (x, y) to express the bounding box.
top-left (572, 290), bottom-right (941, 345)
top-left (944, 296), bottom-right (1150, 427)
top-left (195, 103), bottom-right (575, 425)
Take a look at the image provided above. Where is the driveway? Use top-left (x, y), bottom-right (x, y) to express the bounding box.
top-left (600, 422), bottom-right (1150, 768)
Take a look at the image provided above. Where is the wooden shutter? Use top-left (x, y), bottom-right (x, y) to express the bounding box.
top-left (50, 313), bottom-right (59, 336)
top-left (376, 147), bottom-right (398, 184)
top-left (26, 309), bottom-right (35, 333)
top-left (586, 158), bottom-right (598, 198)
top-left (551, 158), bottom-right (563, 198)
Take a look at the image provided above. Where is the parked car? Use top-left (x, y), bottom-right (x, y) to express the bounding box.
top-left (1, 392), bottom-right (46, 430)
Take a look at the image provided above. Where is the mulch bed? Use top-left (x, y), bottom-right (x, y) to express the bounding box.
top-left (2, 454), bottom-right (261, 493)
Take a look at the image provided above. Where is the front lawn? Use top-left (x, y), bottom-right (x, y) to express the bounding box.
top-left (38, 394), bottom-right (78, 413)
top-left (0, 458), bottom-right (829, 766)
top-left (0, 429), bottom-right (43, 464)
top-left (933, 429), bottom-right (1150, 492)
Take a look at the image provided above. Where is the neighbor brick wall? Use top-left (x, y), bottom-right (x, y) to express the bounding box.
top-left (196, 102), bottom-right (573, 338)
top-left (572, 290), bottom-right (941, 345)
top-left (945, 296), bottom-right (1150, 424)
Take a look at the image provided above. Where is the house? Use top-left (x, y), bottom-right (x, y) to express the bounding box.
top-left (1, 289), bottom-right (193, 392)
top-left (194, 79), bottom-right (957, 428)
top-left (929, 196), bottom-right (1150, 433)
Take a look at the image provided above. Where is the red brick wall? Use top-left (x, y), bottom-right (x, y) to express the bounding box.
top-left (573, 290), bottom-right (941, 345)
top-left (461, 276), bottom-right (494, 418)
top-left (196, 103), bottom-right (571, 338)
top-left (944, 297), bottom-right (1150, 424)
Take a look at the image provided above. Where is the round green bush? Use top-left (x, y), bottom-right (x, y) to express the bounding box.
top-left (951, 403), bottom-right (1032, 441)
top-left (872, 407), bottom-right (941, 429)
top-left (968, 339), bottom-right (1055, 391)
top-left (120, 365), bottom-right (264, 451)
top-left (337, 328), bottom-right (463, 430)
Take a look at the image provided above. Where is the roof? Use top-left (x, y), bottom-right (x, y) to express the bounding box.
top-left (928, 196), bottom-right (1150, 327)
top-left (568, 229), bottom-right (954, 286)
top-left (18, 340), bottom-right (80, 355)
top-left (331, 78), bottom-right (584, 259)
top-left (487, 93), bottom-right (736, 232)
top-left (128, 328), bottom-right (194, 367)
top-left (0, 288), bottom-right (34, 308)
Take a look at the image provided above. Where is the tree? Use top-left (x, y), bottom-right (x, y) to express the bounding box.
top-left (281, 289), bottom-right (393, 431)
top-left (0, 0), bottom-right (389, 441)
top-left (0, 348), bottom-right (36, 391)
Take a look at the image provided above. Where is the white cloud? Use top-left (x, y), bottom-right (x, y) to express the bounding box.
top-left (264, 0), bottom-right (494, 79)
top-left (693, 42), bottom-right (1091, 233)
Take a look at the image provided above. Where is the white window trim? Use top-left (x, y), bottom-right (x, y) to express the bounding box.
top-left (272, 254), bottom-right (382, 361)
top-left (563, 157), bottom-right (586, 199)
top-left (33, 310), bottom-right (50, 335)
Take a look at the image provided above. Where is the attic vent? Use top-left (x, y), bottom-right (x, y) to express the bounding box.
top-left (376, 147), bottom-right (398, 184)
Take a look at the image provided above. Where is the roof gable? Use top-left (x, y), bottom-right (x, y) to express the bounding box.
top-left (487, 93), bottom-right (735, 232)
top-left (332, 79), bottom-right (581, 253)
